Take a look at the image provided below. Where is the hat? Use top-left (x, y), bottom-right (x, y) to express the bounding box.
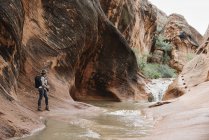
top-left (41, 69), bottom-right (47, 74)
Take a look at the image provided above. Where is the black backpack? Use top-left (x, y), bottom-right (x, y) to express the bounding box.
top-left (35, 75), bottom-right (42, 88)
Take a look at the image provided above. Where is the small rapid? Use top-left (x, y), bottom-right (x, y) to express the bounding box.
top-left (146, 78), bottom-right (174, 102)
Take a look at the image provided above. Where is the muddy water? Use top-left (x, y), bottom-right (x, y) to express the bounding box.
top-left (21, 79), bottom-right (173, 140)
top-left (21, 101), bottom-right (154, 140)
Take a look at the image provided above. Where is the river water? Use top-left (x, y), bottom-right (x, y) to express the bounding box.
top-left (146, 78), bottom-right (174, 102)
top-left (20, 79), bottom-right (173, 140)
top-left (21, 101), bottom-right (153, 140)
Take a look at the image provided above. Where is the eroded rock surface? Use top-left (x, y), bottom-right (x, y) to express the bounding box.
top-left (100, 1), bottom-right (203, 72)
top-left (0, 0), bottom-right (206, 139)
top-left (100, 0), bottom-right (158, 56)
top-left (150, 14), bottom-right (202, 71)
top-left (163, 27), bottom-right (209, 100)
top-left (0, 0), bottom-right (24, 101)
top-left (0, 0), bottom-right (148, 138)
top-left (0, 0), bottom-right (146, 102)
top-left (22, 0), bottom-right (146, 101)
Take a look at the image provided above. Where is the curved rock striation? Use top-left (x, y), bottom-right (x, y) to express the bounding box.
top-left (0, 0), bottom-right (206, 139)
top-left (0, 0), bottom-right (147, 102)
top-left (20, 0), bottom-right (146, 102)
top-left (100, 1), bottom-right (203, 73)
top-left (0, 0), bottom-right (148, 138)
top-left (0, 0), bottom-right (150, 139)
top-left (0, 1), bottom-right (44, 139)
top-left (100, 0), bottom-right (158, 56)
top-left (0, 0), bottom-right (24, 101)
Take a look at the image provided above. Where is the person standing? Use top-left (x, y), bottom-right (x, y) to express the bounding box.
top-left (36, 69), bottom-right (50, 111)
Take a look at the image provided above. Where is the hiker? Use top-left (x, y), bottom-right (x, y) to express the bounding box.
top-left (35, 69), bottom-right (50, 111)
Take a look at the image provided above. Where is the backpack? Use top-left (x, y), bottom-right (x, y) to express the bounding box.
top-left (35, 75), bottom-right (42, 88)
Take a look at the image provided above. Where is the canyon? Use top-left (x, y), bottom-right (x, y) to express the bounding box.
top-left (0, 0), bottom-right (208, 139)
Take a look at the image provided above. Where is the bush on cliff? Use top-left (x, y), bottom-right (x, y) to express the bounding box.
top-left (155, 35), bottom-right (173, 64)
top-left (132, 48), bottom-right (176, 79)
top-left (142, 63), bottom-right (176, 79)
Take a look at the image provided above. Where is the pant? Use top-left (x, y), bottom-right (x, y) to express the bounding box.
top-left (38, 88), bottom-right (48, 107)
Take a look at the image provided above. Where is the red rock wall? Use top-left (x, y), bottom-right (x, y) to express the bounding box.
top-left (100, 1), bottom-right (203, 72)
top-left (0, 0), bottom-right (147, 103)
top-left (0, 0), bottom-right (150, 139)
top-left (100, 0), bottom-right (157, 56)
top-left (163, 26), bottom-right (209, 100)
top-left (0, 0), bottom-right (24, 101)
top-left (161, 14), bottom-right (202, 71)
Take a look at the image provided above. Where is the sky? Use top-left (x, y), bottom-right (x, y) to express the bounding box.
top-left (149, 0), bottom-right (209, 35)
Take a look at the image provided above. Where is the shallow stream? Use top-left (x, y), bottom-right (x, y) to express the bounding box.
top-left (20, 79), bottom-right (173, 140)
top-left (21, 101), bottom-right (154, 140)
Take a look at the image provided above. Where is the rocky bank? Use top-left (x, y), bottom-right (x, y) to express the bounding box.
top-left (150, 23), bottom-right (209, 140)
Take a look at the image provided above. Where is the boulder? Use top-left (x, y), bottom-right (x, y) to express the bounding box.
top-left (151, 49), bottom-right (164, 63)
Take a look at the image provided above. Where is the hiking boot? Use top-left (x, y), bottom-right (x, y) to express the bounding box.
top-left (38, 107), bottom-right (42, 111)
top-left (45, 106), bottom-right (50, 111)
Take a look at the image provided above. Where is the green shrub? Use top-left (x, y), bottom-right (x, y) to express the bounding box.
top-left (156, 35), bottom-right (172, 51)
top-left (157, 64), bottom-right (176, 78)
top-left (155, 35), bottom-right (173, 63)
top-left (131, 47), bottom-right (176, 79)
top-left (142, 63), bottom-right (176, 79)
top-left (162, 52), bottom-right (170, 64)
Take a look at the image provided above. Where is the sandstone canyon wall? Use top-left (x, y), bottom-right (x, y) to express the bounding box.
top-left (0, 0), bottom-right (148, 139)
top-left (0, 0), bottom-right (24, 101)
top-left (100, 0), bottom-right (158, 56)
top-left (147, 27), bottom-right (209, 140)
top-left (149, 14), bottom-right (202, 71)
top-left (197, 25), bottom-right (209, 54)
top-left (0, 1), bottom-right (43, 139)
top-left (0, 0), bottom-right (147, 103)
top-left (155, 14), bottom-right (202, 71)
top-left (100, 0), bottom-right (202, 72)
top-left (164, 26), bottom-right (209, 100)
top-left (0, 0), bottom-right (205, 139)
